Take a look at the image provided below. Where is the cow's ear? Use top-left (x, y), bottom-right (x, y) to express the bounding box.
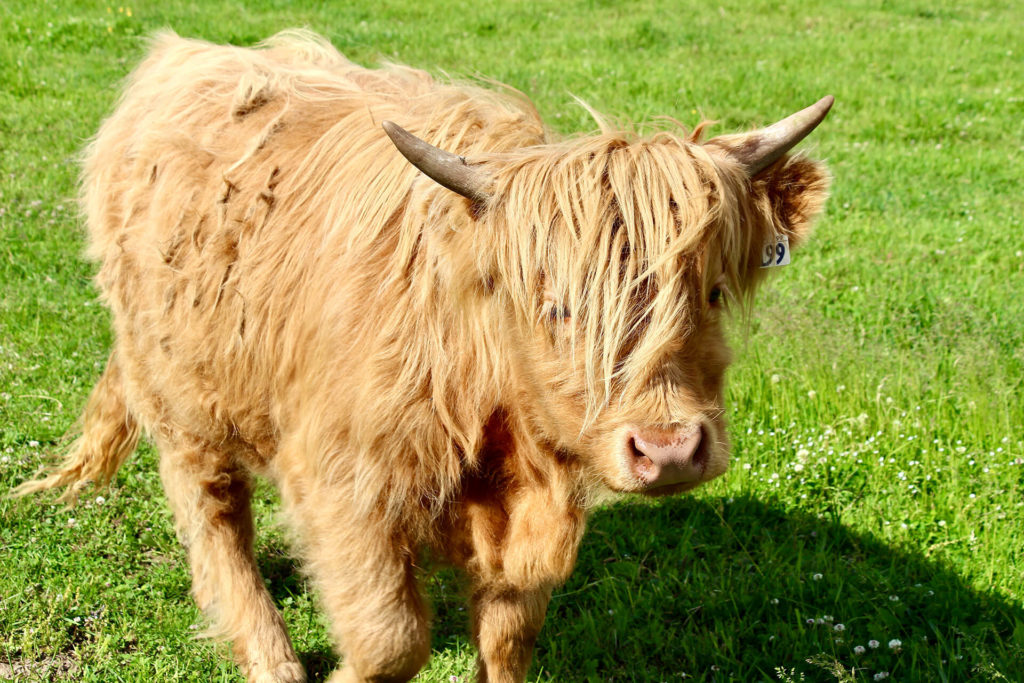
top-left (752, 155), bottom-right (830, 249)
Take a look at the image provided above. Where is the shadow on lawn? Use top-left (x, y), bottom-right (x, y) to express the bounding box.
top-left (260, 494), bottom-right (1023, 682)
top-left (490, 494), bottom-right (1024, 682)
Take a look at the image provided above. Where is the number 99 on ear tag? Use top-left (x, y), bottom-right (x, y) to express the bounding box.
top-left (760, 234), bottom-right (791, 268)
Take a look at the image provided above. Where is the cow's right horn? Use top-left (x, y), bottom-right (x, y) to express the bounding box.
top-left (706, 95), bottom-right (834, 178)
top-left (382, 121), bottom-right (492, 203)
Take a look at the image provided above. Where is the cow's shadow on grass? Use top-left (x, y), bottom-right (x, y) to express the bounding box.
top-left (257, 493), bottom-right (1024, 681)
top-left (424, 494), bottom-right (1024, 682)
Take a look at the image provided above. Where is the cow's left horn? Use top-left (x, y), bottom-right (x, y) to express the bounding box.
top-left (382, 121), bottom-right (491, 202)
top-left (707, 95), bottom-right (834, 177)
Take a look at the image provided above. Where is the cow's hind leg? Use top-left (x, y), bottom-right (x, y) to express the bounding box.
top-left (157, 437), bottom-right (305, 683)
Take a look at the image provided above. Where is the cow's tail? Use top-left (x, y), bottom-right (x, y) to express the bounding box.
top-left (13, 353), bottom-right (141, 504)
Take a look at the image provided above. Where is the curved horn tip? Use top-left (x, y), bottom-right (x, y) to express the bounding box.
top-left (381, 119), bottom-right (402, 138)
top-left (788, 94), bottom-right (835, 138)
top-left (380, 120), bottom-right (491, 203)
top-left (720, 94), bottom-right (836, 177)
top-left (807, 95), bottom-right (835, 122)
top-left (380, 120), bottom-right (416, 162)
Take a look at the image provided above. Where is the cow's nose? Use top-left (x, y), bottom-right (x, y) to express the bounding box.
top-left (626, 424), bottom-right (707, 487)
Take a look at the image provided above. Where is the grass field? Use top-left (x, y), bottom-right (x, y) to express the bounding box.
top-left (2, 0), bottom-right (1023, 681)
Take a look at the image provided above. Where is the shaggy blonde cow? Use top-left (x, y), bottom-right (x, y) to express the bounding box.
top-left (18, 31), bottom-right (831, 683)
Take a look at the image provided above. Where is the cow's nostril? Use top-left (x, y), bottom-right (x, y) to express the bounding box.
top-left (627, 435), bottom-right (655, 477)
top-left (690, 424), bottom-right (709, 474)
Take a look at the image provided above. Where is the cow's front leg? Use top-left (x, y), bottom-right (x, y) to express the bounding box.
top-left (463, 477), bottom-right (586, 683)
top-left (279, 464), bottom-right (430, 683)
top-left (471, 584), bottom-right (552, 683)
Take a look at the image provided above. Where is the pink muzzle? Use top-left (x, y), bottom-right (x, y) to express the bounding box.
top-left (626, 424), bottom-right (708, 488)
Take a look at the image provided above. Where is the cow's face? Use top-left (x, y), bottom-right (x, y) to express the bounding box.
top-left (523, 244), bottom-right (735, 496)
top-left (382, 97), bottom-right (831, 495)
top-left (483, 138), bottom-right (828, 495)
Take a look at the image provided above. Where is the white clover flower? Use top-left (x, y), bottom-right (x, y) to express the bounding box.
top-left (812, 573), bottom-right (823, 581)
top-left (868, 639), bottom-right (880, 649)
top-left (889, 595), bottom-right (900, 602)
top-left (834, 623), bottom-right (845, 632)
top-left (888, 639), bottom-right (902, 650)
top-left (95, 496), bottom-right (106, 505)
top-left (874, 673), bottom-right (889, 681)
top-left (771, 374), bottom-right (781, 384)
top-left (807, 390), bottom-right (817, 399)
top-left (854, 645), bottom-right (866, 655)
top-left (67, 518), bottom-right (76, 528)
top-left (806, 618), bottom-right (815, 625)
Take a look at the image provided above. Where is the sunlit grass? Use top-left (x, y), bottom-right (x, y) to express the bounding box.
top-left (2, 0), bottom-right (1022, 681)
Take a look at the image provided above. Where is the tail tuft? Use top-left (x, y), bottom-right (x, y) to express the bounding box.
top-left (13, 353), bottom-right (140, 504)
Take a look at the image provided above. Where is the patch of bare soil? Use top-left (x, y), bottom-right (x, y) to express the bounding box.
top-left (0, 653), bottom-right (79, 681)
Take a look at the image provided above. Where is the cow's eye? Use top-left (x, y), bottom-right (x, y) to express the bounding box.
top-left (708, 287), bottom-right (723, 306)
top-left (549, 304), bottom-right (571, 322)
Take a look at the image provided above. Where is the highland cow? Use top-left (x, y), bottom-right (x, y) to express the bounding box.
top-left (18, 30), bottom-right (831, 683)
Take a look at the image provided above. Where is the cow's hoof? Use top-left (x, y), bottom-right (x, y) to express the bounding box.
top-left (250, 662), bottom-right (307, 683)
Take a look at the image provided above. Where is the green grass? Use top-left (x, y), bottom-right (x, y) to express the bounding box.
top-left (2, 0), bottom-right (1023, 681)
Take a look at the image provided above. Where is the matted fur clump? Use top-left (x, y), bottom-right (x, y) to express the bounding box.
top-left (17, 30), bottom-right (830, 683)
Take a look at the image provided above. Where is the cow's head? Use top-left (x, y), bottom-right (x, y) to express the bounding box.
top-left (383, 97), bottom-right (831, 495)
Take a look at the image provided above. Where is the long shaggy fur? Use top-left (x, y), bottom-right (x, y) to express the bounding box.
top-left (17, 30), bottom-right (829, 683)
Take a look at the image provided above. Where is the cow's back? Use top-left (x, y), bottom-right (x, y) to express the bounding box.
top-left (82, 31), bottom-right (545, 461)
